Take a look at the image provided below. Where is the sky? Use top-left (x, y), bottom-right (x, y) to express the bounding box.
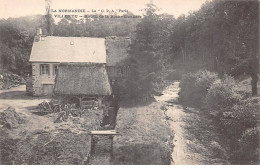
top-left (0, 0), bottom-right (208, 19)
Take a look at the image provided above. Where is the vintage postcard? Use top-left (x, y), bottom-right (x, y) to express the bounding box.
top-left (0, 0), bottom-right (259, 166)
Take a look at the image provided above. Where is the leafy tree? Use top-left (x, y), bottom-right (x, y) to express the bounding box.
top-left (0, 19), bottom-right (34, 74)
top-left (167, 0), bottom-right (259, 96)
top-left (121, 3), bottom-right (175, 103)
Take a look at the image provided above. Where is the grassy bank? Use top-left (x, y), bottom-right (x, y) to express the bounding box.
top-left (112, 102), bottom-right (174, 165)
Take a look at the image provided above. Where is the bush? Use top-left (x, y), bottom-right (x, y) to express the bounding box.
top-left (219, 97), bottom-right (260, 164)
top-left (118, 72), bottom-right (159, 106)
top-left (220, 97), bottom-right (260, 138)
top-left (205, 75), bottom-right (243, 112)
top-left (178, 70), bottom-right (260, 164)
top-left (0, 70), bottom-right (25, 90)
top-left (179, 70), bottom-right (219, 107)
top-left (231, 127), bottom-right (260, 164)
top-left (178, 72), bottom-right (197, 105)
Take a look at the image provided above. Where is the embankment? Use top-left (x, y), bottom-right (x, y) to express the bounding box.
top-left (112, 102), bottom-right (174, 164)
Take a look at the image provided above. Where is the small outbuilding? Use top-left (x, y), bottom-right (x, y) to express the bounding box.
top-left (54, 63), bottom-right (111, 107)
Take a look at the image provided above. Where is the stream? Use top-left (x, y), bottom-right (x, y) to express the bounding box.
top-left (155, 81), bottom-right (192, 164)
top-left (155, 81), bottom-right (228, 165)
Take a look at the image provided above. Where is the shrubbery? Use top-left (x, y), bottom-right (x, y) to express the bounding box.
top-left (179, 70), bottom-right (219, 107)
top-left (0, 70), bottom-right (26, 90)
top-left (205, 75), bottom-right (243, 111)
top-left (178, 70), bottom-right (260, 164)
top-left (235, 127), bottom-right (260, 164)
top-left (220, 97), bottom-right (260, 138)
top-left (219, 97), bottom-right (260, 164)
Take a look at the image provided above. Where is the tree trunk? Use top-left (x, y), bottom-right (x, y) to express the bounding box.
top-left (214, 56), bottom-right (219, 73)
top-left (248, 56), bottom-right (259, 97)
top-left (181, 46), bottom-right (186, 63)
top-left (251, 73), bottom-right (259, 97)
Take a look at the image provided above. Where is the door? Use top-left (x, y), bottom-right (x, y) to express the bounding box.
top-left (42, 84), bottom-right (53, 96)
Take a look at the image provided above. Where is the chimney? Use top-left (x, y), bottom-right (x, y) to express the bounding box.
top-left (36, 28), bottom-right (42, 36)
top-left (34, 28), bottom-right (42, 42)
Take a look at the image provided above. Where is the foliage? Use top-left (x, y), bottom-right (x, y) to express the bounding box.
top-left (178, 70), bottom-right (219, 107)
top-left (205, 75), bottom-right (243, 111)
top-left (179, 70), bottom-right (260, 164)
top-left (120, 3), bottom-right (175, 104)
top-left (167, 0), bottom-right (259, 75)
top-left (0, 70), bottom-right (26, 89)
top-left (233, 127), bottom-right (260, 164)
top-left (53, 14), bottom-right (140, 37)
top-left (0, 16), bottom-right (43, 75)
top-left (220, 98), bottom-right (260, 164)
top-left (220, 97), bottom-right (260, 139)
top-left (166, 0), bottom-right (259, 96)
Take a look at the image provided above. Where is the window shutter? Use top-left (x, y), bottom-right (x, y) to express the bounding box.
top-left (40, 65), bottom-right (42, 75)
top-left (47, 65), bottom-right (50, 75)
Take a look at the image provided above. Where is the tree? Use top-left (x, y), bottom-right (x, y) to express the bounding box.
top-left (121, 3), bottom-right (175, 103)
top-left (0, 17), bottom-right (37, 75)
top-left (167, 0), bottom-right (259, 96)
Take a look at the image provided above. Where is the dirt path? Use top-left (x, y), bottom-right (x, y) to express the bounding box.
top-left (0, 85), bottom-right (104, 165)
top-left (155, 81), bottom-right (228, 165)
top-left (0, 85), bottom-right (56, 133)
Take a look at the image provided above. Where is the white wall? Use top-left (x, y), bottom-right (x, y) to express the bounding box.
top-left (31, 63), bottom-right (58, 96)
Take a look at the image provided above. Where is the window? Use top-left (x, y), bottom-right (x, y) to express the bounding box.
top-left (53, 64), bottom-right (59, 75)
top-left (40, 64), bottom-right (50, 75)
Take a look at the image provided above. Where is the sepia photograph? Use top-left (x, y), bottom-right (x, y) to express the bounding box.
top-left (0, 0), bottom-right (259, 165)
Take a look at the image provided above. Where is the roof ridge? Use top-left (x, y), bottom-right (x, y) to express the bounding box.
top-left (44, 36), bottom-right (105, 39)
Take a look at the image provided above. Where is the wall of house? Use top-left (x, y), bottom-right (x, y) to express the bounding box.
top-left (105, 37), bottom-right (131, 66)
top-left (27, 63), bottom-right (58, 96)
top-left (106, 66), bottom-right (129, 79)
top-left (26, 63), bottom-right (129, 96)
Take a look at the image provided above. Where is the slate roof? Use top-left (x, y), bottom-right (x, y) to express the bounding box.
top-left (29, 36), bottom-right (106, 63)
top-left (29, 36), bottom-right (131, 66)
